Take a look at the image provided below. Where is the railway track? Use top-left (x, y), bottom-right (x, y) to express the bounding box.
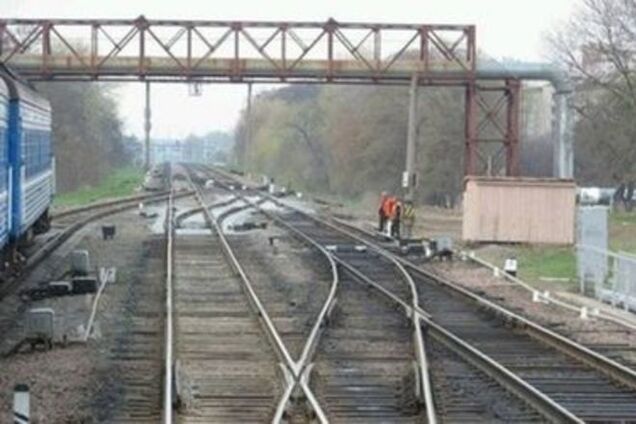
top-left (75, 188), bottom-right (181, 422)
top-left (201, 188), bottom-right (433, 422)
top-left (202, 165), bottom-right (636, 423)
top-left (168, 169), bottom-right (330, 423)
top-left (172, 196), bottom-right (283, 422)
top-left (185, 166), bottom-right (542, 422)
top-left (182, 166), bottom-right (439, 423)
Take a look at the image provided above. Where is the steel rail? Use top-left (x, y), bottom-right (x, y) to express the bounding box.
top-left (324, 214), bottom-right (636, 389)
top-left (402, 260), bottom-right (636, 389)
top-left (202, 167), bottom-right (611, 422)
top-left (246, 198), bottom-right (436, 424)
top-left (52, 189), bottom-right (173, 219)
top-left (224, 195), bottom-right (338, 424)
top-left (201, 169), bottom-right (436, 422)
top-left (173, 195), bottom-right (241, 227)
top-left (187, 179), bottom-right (332, 423)
top-left (163, 188), bottom-right (175, 424)
top-left (330, 251), bottom-right (580, 423)
top-left (260, 198), bottom-right (586, 423)
top-left (185, 174), bottom-right (312, 423)
top-left (305, 212), bottom-right (636, 420)
top-left (332, 216), bottom-right (636, 332)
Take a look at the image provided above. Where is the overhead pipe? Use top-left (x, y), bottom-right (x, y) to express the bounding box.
top-left (474, 61), bottom-right (574, 179)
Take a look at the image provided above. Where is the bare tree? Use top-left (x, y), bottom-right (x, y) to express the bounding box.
top-left (548, 0), bottom-right (636, 209)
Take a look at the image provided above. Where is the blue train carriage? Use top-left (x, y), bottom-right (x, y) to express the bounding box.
top-left (2, 70), bottom-right (55, 244)
top-left (0, 76), bottom-right (11, 250)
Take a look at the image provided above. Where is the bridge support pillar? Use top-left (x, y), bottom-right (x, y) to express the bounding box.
top-left (465, 80), bottom-right (521, 177)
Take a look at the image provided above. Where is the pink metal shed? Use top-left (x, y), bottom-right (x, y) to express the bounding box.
top-left (462, 177), bottom-right (576, 244)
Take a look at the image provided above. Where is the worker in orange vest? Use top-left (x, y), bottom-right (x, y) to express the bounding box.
top-left (390, 198), bottom-right (402, 239)
top-left (383, 196), bottom-right (396, 237)
top-left (378, 192), bottom-right (388, 231)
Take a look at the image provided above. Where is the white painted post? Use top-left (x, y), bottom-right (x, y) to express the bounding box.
top-left (13, 384), bottom-right (29, 424)
top-left (503, 257), bottom-right (518, 277)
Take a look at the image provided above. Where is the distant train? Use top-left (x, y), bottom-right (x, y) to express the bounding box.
top-left (0, 66), bottom-right (54, 258)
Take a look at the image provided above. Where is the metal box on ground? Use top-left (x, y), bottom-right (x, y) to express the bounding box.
top-left (462, 177), bottom-right (576, 244)
top-left (48, 281), bottom-right (72, 296)
top-left (101, 224), bottom-right (116, 240)
top-left (26, 308), bottom-right (54, 341)
top-left (71, 250), bottom-right (90, 276)
top-left (72, 277), bottom-right (97, 294)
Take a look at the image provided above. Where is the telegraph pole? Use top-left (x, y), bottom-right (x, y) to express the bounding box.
top-left (404, 74), bottom-right (419, 201)
top-left (144, 81), bottom-right (151, 171)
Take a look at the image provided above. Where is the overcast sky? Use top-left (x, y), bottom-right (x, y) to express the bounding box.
top-left (2, 0), bottom-right (577, 139)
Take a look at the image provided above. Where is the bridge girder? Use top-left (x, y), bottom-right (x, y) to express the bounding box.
top-left (0, 16), bottom-right (520, 177)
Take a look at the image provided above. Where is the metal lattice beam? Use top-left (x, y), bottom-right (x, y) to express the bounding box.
top-left (0, 16), bottom-right (523, 177)
top-left (0, 16), bottom-right (476, 84)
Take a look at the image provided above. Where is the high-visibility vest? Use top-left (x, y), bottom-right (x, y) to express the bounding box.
top-left (390, 201), bottom-right (401, 220)
top-left (383, 197), bottom-right (396, 217)
top-left (403, 203), bottom-right (415, 220)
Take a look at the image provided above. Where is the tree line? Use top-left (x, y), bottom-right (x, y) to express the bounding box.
top-left (234, 0), bottom-right (636, 210)
top-left (548, 0), bottom-right (636, 209)
top-left (233, 81), bottom-right (549, 206)
top-left (35, 82), bottom-right (130, 193)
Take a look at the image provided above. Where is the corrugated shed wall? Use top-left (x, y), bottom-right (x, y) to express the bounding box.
top-left (462, 177), bottom-right (576, 244)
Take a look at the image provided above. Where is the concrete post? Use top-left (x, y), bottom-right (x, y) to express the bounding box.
top-left (404, 74), bottom-right (419, 201)
top-left (553, 92), bottom-right (574, 179)
top-left (144, 81), bottom-right (151, 171)
top-left (244, 83), bottom-right (253, 170)
top-left (13, 384), bottom-right (29, 424)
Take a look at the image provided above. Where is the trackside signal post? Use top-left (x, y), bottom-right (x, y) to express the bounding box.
top-left (144, 81), bottom-right (151, 171)
top-left (245, 83), bottom-right (253, 169)
top-left (404, 74), bottom-right (419, 201)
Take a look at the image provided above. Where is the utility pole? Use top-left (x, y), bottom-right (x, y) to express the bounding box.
top-left (144, 81), bottom-right (151, 171)
top-left (244, 82), bottom-right (253, 171)
top-left (404, 74), bottom-right (419, 201)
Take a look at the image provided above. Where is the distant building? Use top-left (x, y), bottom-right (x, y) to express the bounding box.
top-left (150, 139), bottom-right (184, 164)
top-left (521, 83), bottom-right (553, 141)
top-left (149, 132), bottom-right (234, 165)
top-left (520, 84), bottom-right (554, 176)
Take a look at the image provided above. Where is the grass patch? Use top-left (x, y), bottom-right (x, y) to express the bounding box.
top-left (516, 247), bottom-right (577, 288)
top-left (609, 211), bottom-right (636, 254)
top-left (53, 167), bottom-right (144, 207)
top-left (477, 244), bottom-right (577, 291)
